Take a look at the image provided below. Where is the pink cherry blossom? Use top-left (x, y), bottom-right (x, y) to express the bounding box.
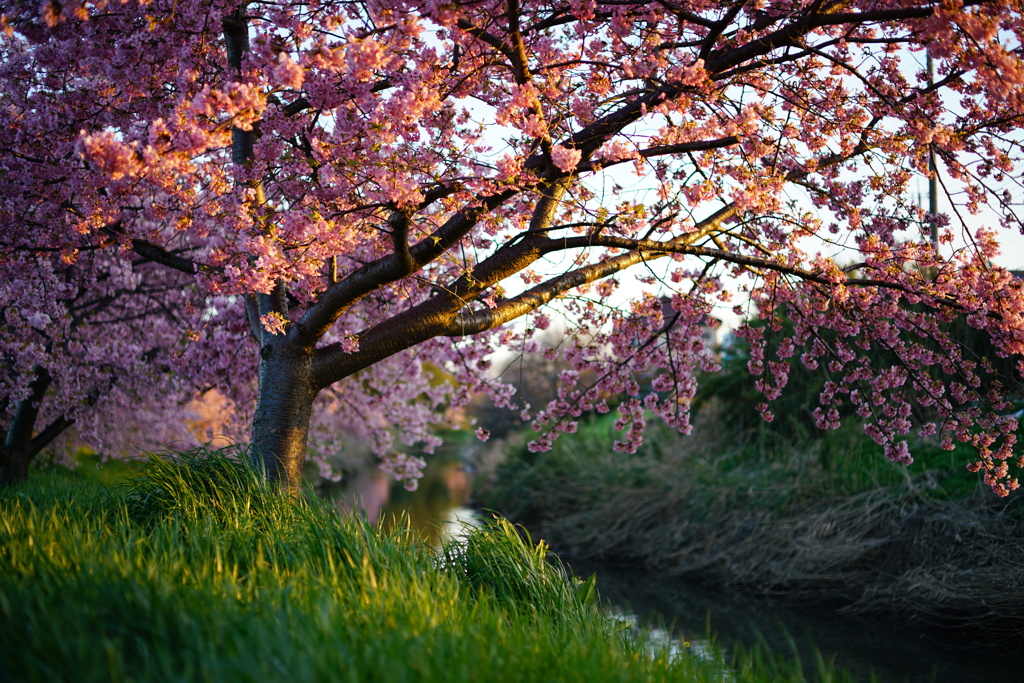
top-left (1, 0), bottom-right (1023, 498)
top-left (550, 146), bottom-right (582, 173)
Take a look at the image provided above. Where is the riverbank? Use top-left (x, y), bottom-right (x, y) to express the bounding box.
top-left (2, 450), bottom-right (868, 682)
top-left (477, 410), bottom-right (1024, 645)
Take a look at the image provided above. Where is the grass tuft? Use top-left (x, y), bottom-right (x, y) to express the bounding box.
top-left (441, 516), bottom-right (597, 620)
top-left (122, 447), bottom-right (280, 519)
top-left (0, 450), bottom-right (853, 683)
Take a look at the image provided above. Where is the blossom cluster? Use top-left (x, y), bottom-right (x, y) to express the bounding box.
top-left (3, 0), bottom-right (1024, 498)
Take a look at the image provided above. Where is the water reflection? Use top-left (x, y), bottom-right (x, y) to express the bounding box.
top-left (318, 462), bottom-right (1024, 682)
top-left (319, 458), bottom-right (480, 545)
top-left (561, 558), bottom-right (1024, 683)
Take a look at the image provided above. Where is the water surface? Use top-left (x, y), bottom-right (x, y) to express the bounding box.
top-left (319, 460), bottom-right (1024, 682)
top-left (319, 457), bottom-right (479, 544)
top-left (561, 558), bottom-right (1024, 683)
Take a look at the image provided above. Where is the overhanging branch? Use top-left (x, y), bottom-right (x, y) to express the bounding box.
top-left (446, 236), bottom-right (954, 336)
top-left (129, 239), bottom-right (198, 275)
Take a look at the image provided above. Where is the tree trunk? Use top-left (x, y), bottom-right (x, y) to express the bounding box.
top-left (250, 337), bottom-right (318, 497)
top-left (0, 443), bottom-right (32, 487)
top-left (1, 366), bottom-right (71, 487)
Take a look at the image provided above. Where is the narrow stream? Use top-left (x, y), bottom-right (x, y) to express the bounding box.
top-left (559, 557), bottom-right (1024, 683)
top-left (317, 457), bottom-right (481, 545)
top-left (319, 459), bottom-right (1024, 683)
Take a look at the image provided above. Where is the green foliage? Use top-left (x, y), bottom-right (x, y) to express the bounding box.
top-left (687, 323), bottom-right (996, 504)
top-left (702, 308), bottom-right (1024, 451)
top-left (726, 639), bottom-right (875, 683)
top-left (441, 516), bottom-right (597, 619)
top-left (0, 452), bottom-right (846, 683)
top-left (32, 446), bottom-right (147, 486)
top-left (121, 447), bottom-right (297, 530)
top-left (479, 375), bottom-right (1024, 639)
top-left (697, 325), bottom-right (831, 441)
top-left (488, 400), bottom-right (985, 539)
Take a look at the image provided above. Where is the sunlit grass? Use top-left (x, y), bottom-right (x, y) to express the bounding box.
top-left (0, 450), bottom-right (857, 682)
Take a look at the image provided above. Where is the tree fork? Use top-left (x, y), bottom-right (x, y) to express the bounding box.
top-left (1, 366), bottom-right (72, 486)
top-left (223, 5), bottom-right (320, 494)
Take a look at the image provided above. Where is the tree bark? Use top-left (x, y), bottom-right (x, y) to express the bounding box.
top-left (222, 6), bottom-right (319, 495)
top-left (250, 336), bottom-right (318, 497)
top-left (0, 443), bottom-right (32, 487)
top-left (1, 366), bottom-right (72, 486)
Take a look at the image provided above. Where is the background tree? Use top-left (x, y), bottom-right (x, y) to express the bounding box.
top-left (3, 0), bottom-right (1024, 495)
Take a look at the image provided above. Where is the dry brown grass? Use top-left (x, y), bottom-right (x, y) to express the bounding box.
top-left (525, 482), bottom-right (1024, 641)
top-left (480, 404), bottom-right (1024, 642)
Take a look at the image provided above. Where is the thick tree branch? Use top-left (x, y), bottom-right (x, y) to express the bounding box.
top-left (260, 280), bottom-right (288, 318)
top-left (309, 202), bottom-right (737, 387)
top-left (576, 136), bottom-right (740, 174)
top-left (129, 239), bottom-right (198, 275)
top-left (224, 4), bottom-right (287, 340)
top-left (705, 1), bottom-right (992, 79)
top-left (296, 187), bottom-right (518, 348)
top-left (223, 5), bottom-right (254, 166)
top-left (528, 180), bottom-right (569, 232)
top-left (94, 223), bottom-right (201, 275)
top-left (456, 19), bottom-right (515, 61)
top-left (446, 236), bottom-right (948, 336)
top-left (650, 0), bottom-right (720, 30)
top-left (506, 0), bottom-right (533, 85)
top-left (29, 415), bottom-right (74, 458)
top-left (698, 0), bottom-right (749, 62)
top-left (245, 294), bottom-right (263, 344)
top-left (309, 229), bottom-right (556, 388)
top-left (297, 0), bottom-right (895, 361)
top-left (289, 0), bottom-right (939, 386)
top-left (448, 249), bottom-right (643, 336)
top-left (331, 131), bottom-right (874, 357)
top-left (389, 210), bottom-right (415, 273)
top-left (282, 97), bottom-right (312, 117)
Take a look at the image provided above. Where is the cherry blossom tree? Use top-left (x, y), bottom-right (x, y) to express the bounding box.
top-left (4, 0), bottom-right (1024, 495)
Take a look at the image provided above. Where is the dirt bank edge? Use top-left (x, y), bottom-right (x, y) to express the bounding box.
top-left (484, 484), bottom-right (1024, 644)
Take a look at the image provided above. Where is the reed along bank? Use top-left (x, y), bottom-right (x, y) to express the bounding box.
top-left (478, 404), bottom-right (1024, 646)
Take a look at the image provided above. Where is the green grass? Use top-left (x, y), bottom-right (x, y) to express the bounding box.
top-left (0, 450), bottom-right (858, 683)
top-left (486, 404), bottom-right (989, 530)
top-left (478, 408), bottom-right (1024, 639)
top-left (32, 446), bottom-right (149, 486)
